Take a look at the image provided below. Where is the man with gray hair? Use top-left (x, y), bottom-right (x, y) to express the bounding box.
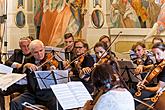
top-left (0, 37), bottom-right (31, 110)
top-left (10, 40), bottom-right (58, 110)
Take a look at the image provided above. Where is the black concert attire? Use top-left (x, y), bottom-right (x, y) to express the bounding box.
top-left (71, 54), bottom-right (95, 94)
top-left (0, 49), bottom-right (30, 110)
top-left (65, 48), bottom-right (75, 62)
top-left (10, 55), bottom-right (58, 110)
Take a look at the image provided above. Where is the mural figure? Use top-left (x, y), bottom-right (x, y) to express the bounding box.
top-left (39, 0), bottom-right (86, 46)
top-left (110, 0), bottom-right (141, 28)
top-left (143, 0), bottom-right (165, 41)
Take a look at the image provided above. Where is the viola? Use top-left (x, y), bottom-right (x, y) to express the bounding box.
top-left (135, 59), bottom-right (165, 96)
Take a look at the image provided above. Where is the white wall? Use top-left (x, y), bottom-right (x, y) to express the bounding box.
top-left (3, 0), bottom-right (35, 52)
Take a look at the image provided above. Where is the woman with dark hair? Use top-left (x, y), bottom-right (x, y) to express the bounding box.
top-left (84, 64), bottom-right (135, 110)
top-left (93, 42), bottom-right (119, 72)
top-left (94, 41), bottom-right (116, 62)
top-left (94, 41), bottom-right (108, 62)
top-left (136, 43), bottom-right (165, 92)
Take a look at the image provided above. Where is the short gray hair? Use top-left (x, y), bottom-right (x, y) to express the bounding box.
top-left (29, 39), bottom-right (44, 52)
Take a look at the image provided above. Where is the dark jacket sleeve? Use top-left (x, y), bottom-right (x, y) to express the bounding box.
top-left (5, 49), bottom-right (23, 66)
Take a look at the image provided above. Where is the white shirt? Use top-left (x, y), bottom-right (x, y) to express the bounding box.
top-left (93, 88), bottom-right (135, 110)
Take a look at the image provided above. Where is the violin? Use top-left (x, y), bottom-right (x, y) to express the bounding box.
top-left (97, 55), bottom-right (111, 65)
top-left (74, 55), bottom-right (84, 71)
top-left (38, 53), bottom-right (59, 70)
top-left (135, 59), bottom-right (165, 96)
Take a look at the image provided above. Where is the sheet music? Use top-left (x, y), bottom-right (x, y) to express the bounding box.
top-left (35, 70), bottom-right (69, 89)
top-left (0, 73), bottom-right (26, 91)
top-left (67, 82), bottom-right (93, 107)
top-left (0, 64), bottom-right (13, 74)
top-left (50, 81), bottom-right (93, 110)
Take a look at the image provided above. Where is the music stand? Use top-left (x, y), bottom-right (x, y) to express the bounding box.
top-left (34, 70), bottom-right (69, 89)
top-left (117, 60), bottom-right (141, 83)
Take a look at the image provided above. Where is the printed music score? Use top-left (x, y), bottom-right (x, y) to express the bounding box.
top-left (0, 64), bottom-right (13, 73)
top-left (50, 81), bottom-right (93, 110)
top-left (0, 73), bottom-right (26, 91)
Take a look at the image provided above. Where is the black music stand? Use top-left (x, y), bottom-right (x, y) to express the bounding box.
top-left (117, 60), bottom-right (140, 84)
top-left (34, 70), bottom-right (69, 89)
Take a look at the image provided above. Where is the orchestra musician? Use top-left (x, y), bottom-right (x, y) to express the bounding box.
top-left (10, 40), bottom-right (60, 110)
top-left (135, 43), bottom-right (165, 110)
top-left (70, 39), bottom-right (95, 94)
top-left (94, 41), bottom-right (118, 68)
top-left (0, 37), bottom-right (31, 110)
top-left (64, 33), bottom-right (75, 62)
top-left (99, 35), bottom-right (116, 58)
top-left (130, 42), bottom-right (155, 79)
top-left (131, 42), bottom-right (154, 66)
top-left (83, 64), bottom-right (135, 110)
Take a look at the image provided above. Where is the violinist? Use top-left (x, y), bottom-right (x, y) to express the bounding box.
top-left (131, 42), bottom-right (154, 66)
top-left (94, 41), bottom-right (118, 70)
top-left (131, 42), bottom-right (155, 79)
top-left (10, 40), bottom-right (58, 110)
top-left (71, 39), bottom-right (94, 94)
top-left (83, 64), bottom-right (135, 110)
top-left (135, 43), bottom-right (165, 109)
top-left (99, 35), bottom-right (116, 58)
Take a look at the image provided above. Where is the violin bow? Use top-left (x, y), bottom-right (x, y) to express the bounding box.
top-left (97, 31), bottom-right (122, 64)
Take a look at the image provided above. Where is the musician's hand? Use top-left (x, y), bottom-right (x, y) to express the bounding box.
top-left (68, 71), bottom-right (74, 77)
top-left (16, 63), bottom-right (22, 69)
top-left (135, 65), bottom-right (144, 74)
top-left (137, 81), bottom-right (147, 90)
top-left (83, 100), bottom-right (93, 110)
top-left (79, 67), bottom-right (91, 77)
top-left (82, 67), bottom-right (92, 74)
top-left (49, 65), bottom-right (56, 70)
top-left (63, 60), bottom-right (70, 68)
top-left (24, 63), bottom-right (38, 72)
top-left (79, 67), bottom-right (91, 81)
